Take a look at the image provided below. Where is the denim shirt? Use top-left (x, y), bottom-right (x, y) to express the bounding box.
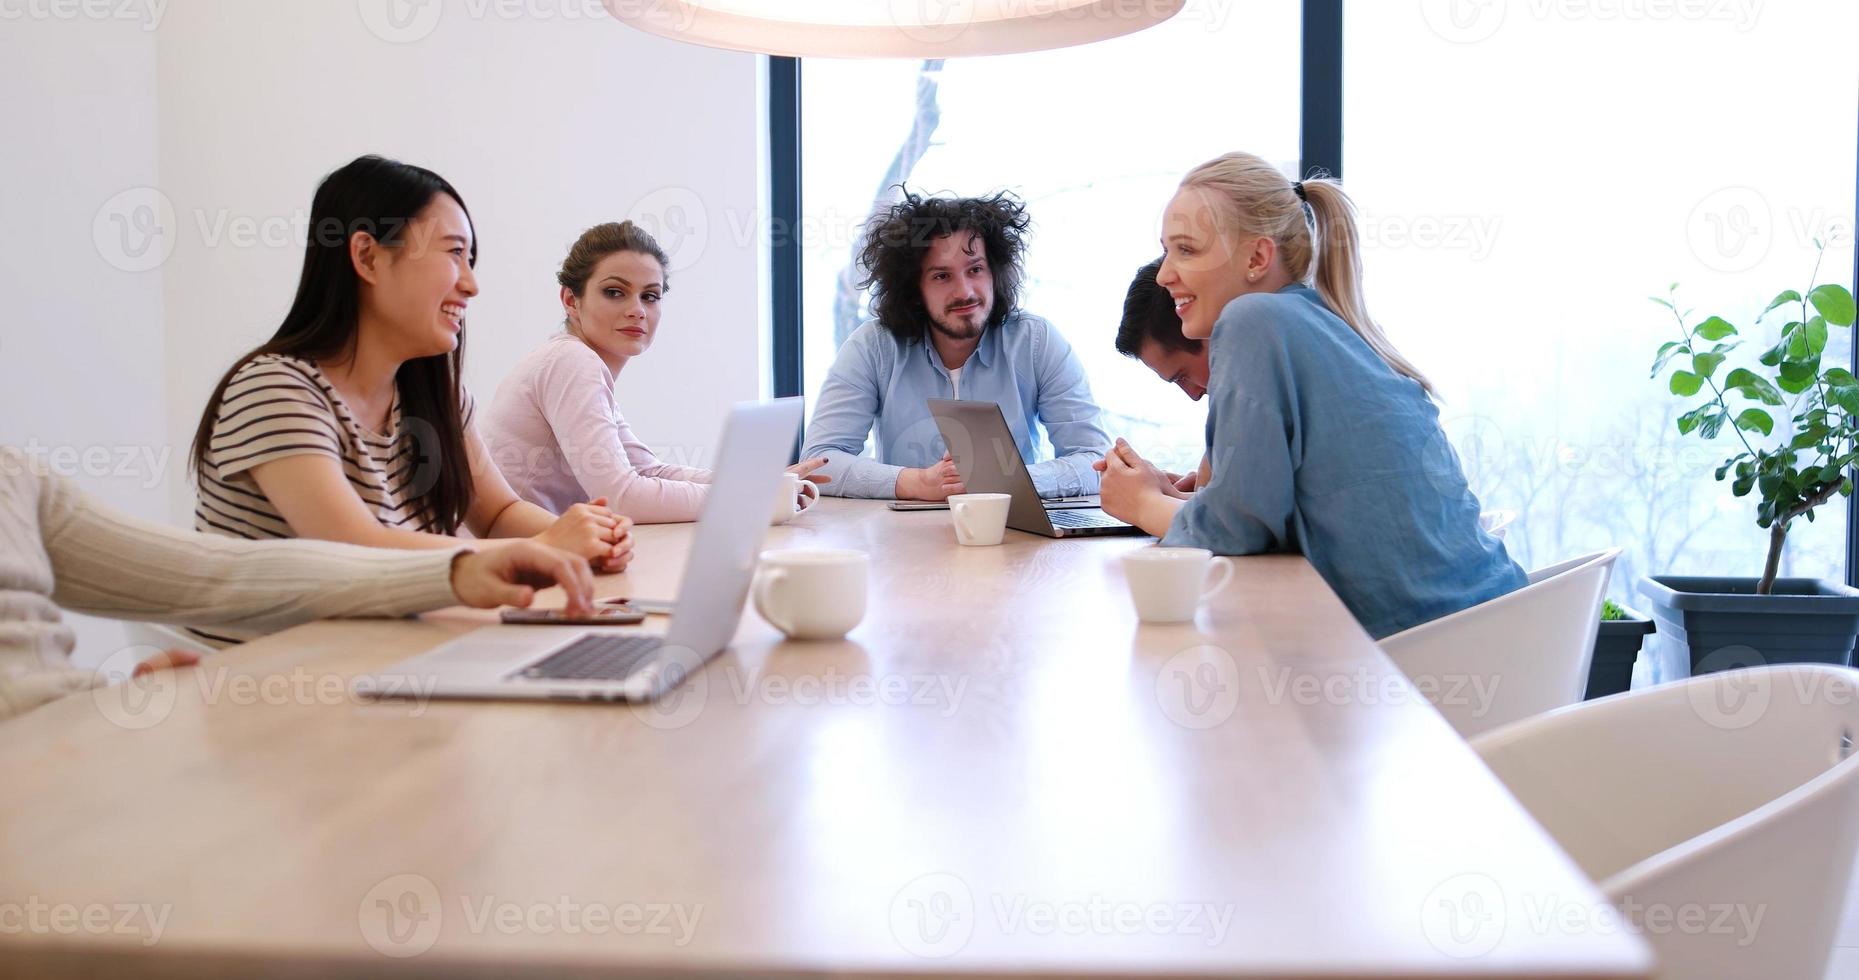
top-left (1163, 284), bottom-right (1526, 639)
top-left (804, 312), bottom-right (1110, 498)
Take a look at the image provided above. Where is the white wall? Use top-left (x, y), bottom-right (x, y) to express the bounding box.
top-left (2, 0), bottom-right (767, 662)
top-left (156, 0), bottom-right (768, 514)
top-left (1, 12), bottom-right (166, 664)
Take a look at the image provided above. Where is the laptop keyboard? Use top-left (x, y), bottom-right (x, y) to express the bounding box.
top-left (514, 634), bottom-right (663, 682)
top-left (1047, 509), bottom-right (1130, 529)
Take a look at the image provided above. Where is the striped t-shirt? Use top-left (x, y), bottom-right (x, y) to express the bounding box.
top-left (195, 354), bottom-right (474, 542)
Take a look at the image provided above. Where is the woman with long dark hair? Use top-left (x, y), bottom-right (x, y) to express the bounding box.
top-left (191, 157), bottom-right (630, 630)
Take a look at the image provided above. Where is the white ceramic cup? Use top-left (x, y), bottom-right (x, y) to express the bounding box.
top-left (753, 548), bottom-right (868, 640)
top-left (770, 472), bottom-right (822, 525)
top-left (948, 492), bottom-right (1012, 546)
top-left (1121, 547), bottom-right (1236, 623)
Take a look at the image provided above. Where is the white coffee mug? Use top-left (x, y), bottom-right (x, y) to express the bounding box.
top-left (948, 492), bottom-right (1011, 546)
top-left (770, 472), bottom-right (822, 525)
top-left (753, 548), bottom-right (868, 640)
top-left (1121, 547), bottom-right (1235, 623)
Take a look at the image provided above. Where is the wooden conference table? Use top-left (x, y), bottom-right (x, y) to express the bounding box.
top-left (0, 499), bottom-right (1652, 978)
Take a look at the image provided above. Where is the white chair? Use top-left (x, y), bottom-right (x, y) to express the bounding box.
top-left (1379, 549), bottom-right (1618, 738)
top-left (1471, 665), bottom-right (1859, 980)
top-left (1479, 508), bottom-right (1520, 541)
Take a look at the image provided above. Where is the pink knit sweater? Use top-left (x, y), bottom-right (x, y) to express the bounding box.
top-left (483, 333), bottom-right (711, 523)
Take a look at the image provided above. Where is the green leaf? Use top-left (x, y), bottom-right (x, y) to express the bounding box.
top-left (1650, 295), bottom-right (1674, 309)
top-left (1698, 410), bottom-right (1728, 440)
top-left (1807, 316), bottom-right (1829, 356)
top-left (1793, 426), bottom-right (1830, 450)
top-left (1694, 316), bottom-right (1738, 341)
top-left (1780, 360), bottom-right (1820, 394)
top-left (1825, 369), bottom-right (1859, 414)
top-left (1809, 283), bottom-right (1857, 327)
top-left (1845, 478), bottom-right (1855, 496)
top-left (1669, 370), bottom-right (1703, 396)
top-left (1651, 340), bottom-right (1688, 376)
top-left (1759, 340), bottom-right (1788, 366)
top-left (1733, 474), bottom-right (1755, 496)
top-left (1789, 330), bottom-right (1811, 360)
top-left (1692, 352), bottom-right (1727, 379)
top-left (1762, 289), bottom-right (1803, 316)
top-left (1723, 368), bottom-right (1784, 405)
top-left (1734, 409), bottom-right (1774, 436)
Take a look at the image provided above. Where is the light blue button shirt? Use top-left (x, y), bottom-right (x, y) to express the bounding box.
top-left (1163, 284), bottom-right (1526, 639)
top-left (804, 312), bottom-right (1110, 499)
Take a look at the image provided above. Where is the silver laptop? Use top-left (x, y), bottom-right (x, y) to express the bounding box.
top-left (353, 398), bottom-right (803, 704)
top-left (927, 399), bottom-right (1146, 539)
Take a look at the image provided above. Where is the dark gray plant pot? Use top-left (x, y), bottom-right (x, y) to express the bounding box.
top-left (1637, 576), bottom-right (1859, 681)
top-left (1585, 607), bottom-right (1654, 701)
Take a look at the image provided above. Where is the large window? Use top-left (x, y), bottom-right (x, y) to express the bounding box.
top-left (787, 1), bottom-right (1858, 595)
top-left (1344, 2), bottom-right (1858, 596)
top-left (799, 0), bottom-right (1301, 476)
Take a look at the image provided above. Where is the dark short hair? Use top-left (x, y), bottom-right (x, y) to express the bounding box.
top-left (1114, 257), bottom-right (1203, 358)
top-left (856, 189), bottom-right (1029, 344)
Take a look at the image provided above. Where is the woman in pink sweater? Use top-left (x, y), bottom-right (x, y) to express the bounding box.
top-left (485, 222), bottom-right (825, 522)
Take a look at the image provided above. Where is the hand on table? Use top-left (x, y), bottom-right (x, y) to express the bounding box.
top-left (536, 497), bottom-right (634, 573)
top-left (452, 541), bottom-right (596, 616)
top-left (896, 453), bottom-right (966, 501)
top-left (1098, 439), bottom-right (1182, 536)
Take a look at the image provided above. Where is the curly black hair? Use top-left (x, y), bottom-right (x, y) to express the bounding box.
top-left (856, 189), bottom-right (1030, 345)
top-left (1114, 257), bottom-right (1203, 358)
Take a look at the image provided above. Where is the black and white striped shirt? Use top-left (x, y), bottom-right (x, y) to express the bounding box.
top-left (190, 355), bottom-right (473, 646)
top-left (195, 354), bottom-right (475, 542)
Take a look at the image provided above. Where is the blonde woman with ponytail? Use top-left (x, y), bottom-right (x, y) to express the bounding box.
top-left (1097, 152), bottom-right (1523, 639)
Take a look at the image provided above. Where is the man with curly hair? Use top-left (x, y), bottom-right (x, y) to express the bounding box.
top-left (804, 190), bottom-right (1110, 501)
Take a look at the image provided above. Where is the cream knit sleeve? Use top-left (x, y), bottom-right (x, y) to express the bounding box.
top-left (39, 471), bottom-right (465, 633)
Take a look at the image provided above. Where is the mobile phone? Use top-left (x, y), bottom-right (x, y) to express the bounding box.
top-left (499, 607), bottom-right (647, 626)
top-left (603, 597), bottom-right (675, 615)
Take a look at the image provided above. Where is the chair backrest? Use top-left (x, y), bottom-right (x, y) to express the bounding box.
top-left (1471, 665), bottom-right (1859, 980)
top-left (1380, 549), bottom-right (1618, 738)
top-left (1479, 509), bottom-right (1519, 541)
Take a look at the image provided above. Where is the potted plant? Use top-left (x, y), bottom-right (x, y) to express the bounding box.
top-left (1586, 600), bottom-right (1655, 700)
top-left (1643, 250), bottom-right (1859, 675)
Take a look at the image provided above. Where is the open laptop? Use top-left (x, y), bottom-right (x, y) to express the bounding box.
top-left (353, 398), bottom-right (802, 704)
top-left (927, 399), bottom-right (1147, 539)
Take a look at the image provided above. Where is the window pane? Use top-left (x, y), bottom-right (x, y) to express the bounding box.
top-left (800, 0), bottom-right (1300, 477)
top-left (1345, 3), bottom-right (1857, 596)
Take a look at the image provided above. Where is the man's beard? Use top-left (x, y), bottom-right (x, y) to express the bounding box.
top-left (929, 306), bottom-right (987, 343)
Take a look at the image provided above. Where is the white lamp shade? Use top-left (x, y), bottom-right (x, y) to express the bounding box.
top-left (602, 0), bottom-right (1187, 58)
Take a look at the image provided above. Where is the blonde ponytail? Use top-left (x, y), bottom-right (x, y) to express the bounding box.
top-left (1179, 153), bottom-right (1435, 396)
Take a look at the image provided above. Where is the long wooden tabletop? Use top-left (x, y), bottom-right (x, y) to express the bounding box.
top-left (0, 499), bottom-right (1652, 978)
